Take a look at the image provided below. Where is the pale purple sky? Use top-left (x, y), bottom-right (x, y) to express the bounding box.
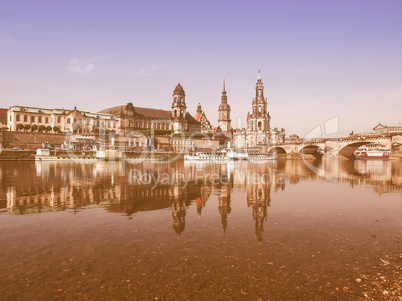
top-left (1, 0), bottom-right (401, 136)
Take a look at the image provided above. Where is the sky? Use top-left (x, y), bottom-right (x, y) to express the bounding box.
top-left (1, 0), bottom-right (401, 137)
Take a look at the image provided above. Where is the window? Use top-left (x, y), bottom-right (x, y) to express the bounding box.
top-left (16, 114), bottom-right (20, 122)
top-left (67, 118), bottom-right (70, 124)
top-left (58, 117), bottom-right (61, 123)
top-left (24, 115), bottom-right (28, 122)
top-left (45, 117), bottom-right (49, 123)
top-left (38, 116), bottom-right (42, 123)
top-left (31, 116), bottom-right (35, 123)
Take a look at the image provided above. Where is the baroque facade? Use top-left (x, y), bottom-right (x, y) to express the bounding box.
top-left (373, 123), bottom-right (402, 134)
top-left (194, 102), bottom-right (213, 133)
top-left (100, 82), bottom-right (201, 136)
top-left (233, 70), bottom-right (285, 148)
top-left (7, 105), bottom-right (118, 134)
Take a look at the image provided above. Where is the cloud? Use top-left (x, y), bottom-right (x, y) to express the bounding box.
top-left (134, 65), bottom-right (160, 77)
top-left (67, 58), bottom-right (96, 74)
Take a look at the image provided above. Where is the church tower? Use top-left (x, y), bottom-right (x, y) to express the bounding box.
top-left (246, 69), bottom-right (271, 146)
top-left (171, 82), bottom-right (187, 134)
top-left (218, 79), bottom-right (231, 132)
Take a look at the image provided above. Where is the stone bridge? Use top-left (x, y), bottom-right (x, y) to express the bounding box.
top-left (266, 133), bottom-right (402, 159)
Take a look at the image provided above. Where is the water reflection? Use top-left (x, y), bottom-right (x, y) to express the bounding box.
top-left (1, 159), bottom-right (401, 241)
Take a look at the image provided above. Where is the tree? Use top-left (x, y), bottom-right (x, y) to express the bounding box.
top-left (31, 124), bottom-right (38, 131)
top-left (53, 126), bottom-right (59, 133)
top-left (94, 128), bottom-right (99, 134)
top-left (24, 124), bottom-right (31, 131)
top-left (39, 125), bottom-right (46, 132)
top-left (46, 126), bottom-right (52, 132)
top-left (16, 123), bottom-right (24, 131)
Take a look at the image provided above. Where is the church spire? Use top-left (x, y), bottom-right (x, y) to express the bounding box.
top-left (221, 77), bottom-right (227, 101)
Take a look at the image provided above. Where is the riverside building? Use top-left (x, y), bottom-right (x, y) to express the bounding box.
top-left (7, 105), bottom-right (119, 134)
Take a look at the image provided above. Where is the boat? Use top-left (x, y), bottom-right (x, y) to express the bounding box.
top-left (227, 149), bottom-right (249, 160)
top-left (184, 149), bottom-right (277, 162)
top-left (184, 151), bottom-right (229, 161)
top-left (35, 148), bottom-right (98, 162)
top-left (247, 150), bottom-right (277, 162)
top-left (354, 145), bottom-right (391, 159)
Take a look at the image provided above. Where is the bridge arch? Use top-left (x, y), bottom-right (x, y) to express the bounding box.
top-left (268, 146), bottom-right (286, 154)
top-left (299, 145), bottom-right (323, 159)
top-left (339, 142), bottom-right (376, 158)
top-left (299, 145), bottom-right (320, 154)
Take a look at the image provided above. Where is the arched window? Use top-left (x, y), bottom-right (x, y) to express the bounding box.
top-left (258, 121), bottom-right (262, 129)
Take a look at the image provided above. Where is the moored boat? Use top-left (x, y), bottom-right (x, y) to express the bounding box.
top-left (354, 146), bottom-right (391, 159)
top-left (247, 150), bottom-right (277, 162)
top-left (184, 151), bottom-right (228, 161)
top-left (35, 148), bottom-right (98, 162)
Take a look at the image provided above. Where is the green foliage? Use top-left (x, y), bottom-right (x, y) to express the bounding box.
top-left (39, 125), bottom-right (46, 132)
top-left (31, 124), bottom-right (38, 131)
top-left (53, 126), bottom-right (59, 132)
top-left (46, 126), bottom-right (52, 132)
top-left (93, 128), bottom-right (99, 134)
top-left (16, 123), bottom-right (24, 131)
top-left (173, 132), bottom-right (213, 138)
top-left (136, 129), bottom-right (172, 135)
top-left (24, 124), bottom-right (31, 131)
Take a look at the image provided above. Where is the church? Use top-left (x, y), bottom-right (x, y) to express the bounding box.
top-left (100, 82), bottom-right (212, 136)
top-left (232, 70), bottom-right (285, 148)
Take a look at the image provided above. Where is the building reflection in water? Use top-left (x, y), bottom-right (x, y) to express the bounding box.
top-left (247, 180), bottom-right (271, 243)
top-left (1, 159), bottom-right (402, 241)
top-left (218, 185), bottom-right (231, 234)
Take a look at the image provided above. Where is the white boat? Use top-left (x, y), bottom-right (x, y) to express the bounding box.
top-left (227, 149), bottom-right (249, 160)
top-left (184, 151), bottom-right (229, 161)
top-left (184, 149), bottom-right (277, 162)
top-left (247, 150), bottom-right (277, 162)
top-left (35, 148), bottom-right (98, 162)
top-left (354, 145), bottom-right (391, 160)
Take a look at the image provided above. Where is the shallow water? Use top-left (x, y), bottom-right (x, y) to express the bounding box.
top-left (0, 159), bottom-right (401, 300)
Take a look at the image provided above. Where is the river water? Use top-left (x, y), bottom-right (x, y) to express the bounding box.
top-left (0, 159), bottom-right (401, 300)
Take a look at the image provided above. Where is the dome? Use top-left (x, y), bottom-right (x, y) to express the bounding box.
top-left (219, 103), bottom-right (231, 111)
top-left (173, 82), bottom-right (185, 96)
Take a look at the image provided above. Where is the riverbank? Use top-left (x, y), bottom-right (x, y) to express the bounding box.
top-left (0, 150), bottom-right (35, 160)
